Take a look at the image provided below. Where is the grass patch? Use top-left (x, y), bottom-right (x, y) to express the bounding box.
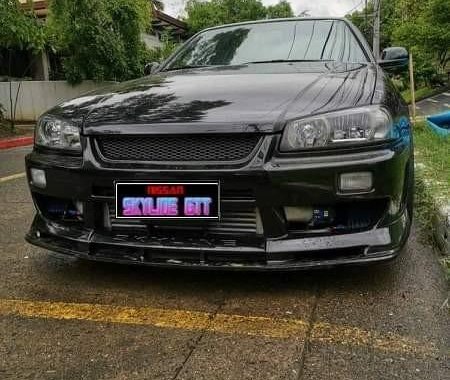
top-left (0, 122), bottom-right (17, 138)
top-left (414, 122), bottom-right (450, 278)
top-left (0, 122), bottom-right (34, 139)
top-left (401, 86), bottom-right (446, 104)
top-left (414, 122), bottom-right (450, 201)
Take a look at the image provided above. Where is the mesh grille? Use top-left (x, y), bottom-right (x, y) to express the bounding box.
top-left (96, 135), bottom-right (261, 162)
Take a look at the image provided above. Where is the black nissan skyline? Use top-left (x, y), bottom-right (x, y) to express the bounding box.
top-left (25, 18), bottom-right (414, 270)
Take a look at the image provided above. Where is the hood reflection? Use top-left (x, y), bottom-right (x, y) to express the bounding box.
top-left (48, 62), bottom-right (377, 133)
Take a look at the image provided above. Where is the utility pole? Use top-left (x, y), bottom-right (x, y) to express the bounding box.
top-left (365, 0), bottom-right (368, 34)
top-left (373, 0), bottom-right (381, 60)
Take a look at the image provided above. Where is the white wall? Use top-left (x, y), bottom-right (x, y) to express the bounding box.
top-left (0, 81), bottom-right (112, 122)
top-left (142, 32), bottom-right (162, 49)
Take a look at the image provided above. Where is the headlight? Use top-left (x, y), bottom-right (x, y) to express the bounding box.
top-left (280, 106), bottom-right (393, 151)
top-left (35, 116), bottom-right (81, 152)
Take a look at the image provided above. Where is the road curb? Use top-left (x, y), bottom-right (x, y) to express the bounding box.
top-left (0, 136), bottom-right (33, 150)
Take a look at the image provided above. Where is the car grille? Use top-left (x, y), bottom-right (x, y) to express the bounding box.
top-left (96, 134), bottom-right (261, 163)
top-left (106, 189), bottom-right (263, 236)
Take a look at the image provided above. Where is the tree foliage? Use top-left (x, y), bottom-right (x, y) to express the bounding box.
top-left (266, 1), bottom-right (294, 19)
top-left (347, 0), bottom-right (450, 87)
top-left (0, 1), bottom-right (46, 131)
top-left (0, 0), bottom-right (45, 51)
top-left (393, 0), bottom-right (449, 70)
top-left (47, 0), bottom-right (151, 84)
top-left (146, 33), bottom-right (180, 63)
top-left (346, 0), bottom-right (396, 49)
top-left (185, 0), bottom-right (295, 34)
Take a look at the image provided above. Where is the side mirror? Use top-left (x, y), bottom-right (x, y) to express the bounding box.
top-left (144, 62), bottom-right (159, 76)
top-left (378, 47), bottom-right (409, 73)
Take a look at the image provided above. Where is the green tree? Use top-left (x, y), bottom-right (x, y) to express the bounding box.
top-left (424, 0), bottom-right (450, 69)
top-left (185, 0), bottom-right (267, 34)
top-left (266, 0), bottom-right (294, 19)
top-left (347, 0), bottom-right (449, 88)
top-left (393, 0), bottom-right (449, 71)
top-left (147, 33), bottom-right (180, 63)
top-left (346, 0), bottom-right (396, 50)
top-left (0, 0), bottom-right (45, 131)
top-left (0, 0), bottom-right (45, 50)
top-left (391, 0), bottom-right (449, 86)
top-left (47, 0), bottom-right (151, 84)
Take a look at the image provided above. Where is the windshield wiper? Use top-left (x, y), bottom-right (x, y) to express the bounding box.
top-left (163, 60), bottom-right (336, 71)
top-left (162, 65), bottom-right (215, 72)
top-left (242, 59), bottom-right (335, 64)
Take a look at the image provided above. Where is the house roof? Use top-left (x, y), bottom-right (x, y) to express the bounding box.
top-left (153, 9), bottom-right (187, 34)
top-left (19, 0), bottom-right (48, 18)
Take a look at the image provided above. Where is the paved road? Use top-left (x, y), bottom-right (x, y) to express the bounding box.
top-left (415, 91), bottom-right (450, 117)
top-left (0, 147), bottom-right (448, 380)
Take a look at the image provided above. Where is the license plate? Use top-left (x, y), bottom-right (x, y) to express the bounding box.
top-left (115, 182), bottom-right (220, 219)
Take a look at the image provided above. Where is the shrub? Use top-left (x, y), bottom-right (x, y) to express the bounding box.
top-left (0, 103), bottom-right (5, 123)
top-left (47, 0), bottom-right (151, 84)
top-left (146, 33), bottom-right (179, 64)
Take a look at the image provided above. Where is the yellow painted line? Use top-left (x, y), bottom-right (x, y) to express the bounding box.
top-left (0, 299), bottom-right (211, 330)
top-left (311, 321), bottom-right (433, 357)
top-left (212, 313), bottom-right (309, 339)
top-left (0, 298), bottom-right (437, 357)
top-left (0, 172), bottom-right (26, 184)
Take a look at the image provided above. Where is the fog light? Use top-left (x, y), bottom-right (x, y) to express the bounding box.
top-left (30, 168), bottom-right (46, 188)
top-left (284, 206), bottom-right (313, 222)
top-left (339, 172), bottom-right (373, 192)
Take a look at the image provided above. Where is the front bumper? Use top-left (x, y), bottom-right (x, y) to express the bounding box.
top-left (26, 213), bottom-right (408, 270)
top-left (25, 135), bottom-right (413, 270)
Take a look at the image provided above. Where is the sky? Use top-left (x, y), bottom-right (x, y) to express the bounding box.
top-left (162, 0), bottom-right (365, 19)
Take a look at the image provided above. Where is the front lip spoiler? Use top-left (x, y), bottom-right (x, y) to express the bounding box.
top-left (25, 232), bottom-right (401, 271)
top-left (25, 212), bottom-right (409, 271)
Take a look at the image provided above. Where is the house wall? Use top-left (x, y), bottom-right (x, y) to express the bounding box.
top-left (0, 81), bottom-right (113, 121)
top-left (142, 33), bottom-right (162, 49)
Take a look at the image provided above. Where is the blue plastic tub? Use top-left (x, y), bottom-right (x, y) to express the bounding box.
top-left (426, 111), bottom-right (450, 137)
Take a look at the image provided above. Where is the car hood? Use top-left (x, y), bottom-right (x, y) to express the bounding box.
top-left (49, 62), bottom-right (378, 135)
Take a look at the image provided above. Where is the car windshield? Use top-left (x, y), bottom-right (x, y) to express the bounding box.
top-left (163, 19), bottom-right (369, 71)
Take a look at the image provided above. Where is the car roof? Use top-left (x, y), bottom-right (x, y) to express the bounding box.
top-left (202, 17), bottom-right (348, 32)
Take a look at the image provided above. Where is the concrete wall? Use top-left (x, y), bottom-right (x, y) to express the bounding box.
top-left (0, 80), bottom-right (112, 122)
top-left (142, 33), bottom-right (162, 49)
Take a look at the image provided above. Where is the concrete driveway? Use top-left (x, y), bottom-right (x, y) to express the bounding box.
top-left (0, 146), bottom-right (448, 380)
top-left (415, 91), bottom-right (450, 117)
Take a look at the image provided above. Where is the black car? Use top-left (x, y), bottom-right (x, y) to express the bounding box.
top-left (25, 18), bottom-right (413, 270)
